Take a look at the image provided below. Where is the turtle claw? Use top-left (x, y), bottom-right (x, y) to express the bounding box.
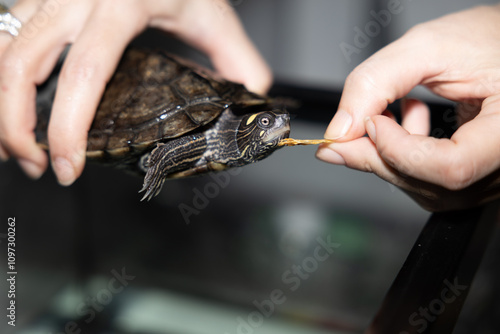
top-left (139, 170), bottom-right (166, 201)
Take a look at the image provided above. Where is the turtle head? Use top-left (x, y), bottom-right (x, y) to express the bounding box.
top-left (236, 109), bottom-right (290, 163)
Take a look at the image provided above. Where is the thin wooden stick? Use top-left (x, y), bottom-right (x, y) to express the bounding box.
top-left (278, 138), bottom-right (336, 147)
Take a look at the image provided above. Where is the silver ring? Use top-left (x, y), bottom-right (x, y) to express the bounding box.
top-left (0, 4), bottom-right (22, 37)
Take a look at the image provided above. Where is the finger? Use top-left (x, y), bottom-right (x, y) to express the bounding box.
top-left (202, 4), bottom-right (272, 95)
top-left (0, 77), bottom-right (47, 178)
top-left (317, 118), bottom-right (500, 213)
top-left (0, 0), bottom-right (39, 42)
top-left (316, 129), bottom-right (442, 202)
top-left (0, 1), bottom-right (90, 178)
top-left (324, 28), bottom-right (440, 141)
top-left (147, 0), bottom-right (272, 95)
top-left (0, 1), bottom-right (41, 165)
top-left (368, 95), bottom-right (500, 190)
top-left (316, 137), bottom-right (405, 186)
top-left (48, 3), bottom-right (147, 186)
top-left (0, 50), bottom-right (48, 178)
top-left (400, 98), bottom-right (430, 136)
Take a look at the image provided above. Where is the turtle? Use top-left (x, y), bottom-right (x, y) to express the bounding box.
top-left (35, 48), bottom-right (290, 201)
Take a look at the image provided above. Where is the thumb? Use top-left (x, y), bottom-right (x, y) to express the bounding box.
top-left (325, 29), bottom-right (439, 141)
top-left (366, 94), bottom-right (500, 190)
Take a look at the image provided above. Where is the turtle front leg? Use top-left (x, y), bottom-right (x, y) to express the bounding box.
top-left (140, 135), bottom-right (207, 201)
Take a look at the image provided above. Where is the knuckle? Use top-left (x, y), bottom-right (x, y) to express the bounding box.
top-left (343, 151), bottom-right (375, 174)
top-left (99, 0), bottom-right (147, 27)
top-left (346, 62), bottom-right (390, 108)
top-left (343, 156), bottom-right (370, 173)
top-left (345, 65), bottom-right (377, 93)
top-left (60, 56), bottom-right (101, 84)
top-left (0, 56), bottom-right (28, 79)
top-left (361, 160), bottom-right (374, 173)
top-left (442, 156), bottom-right (476, 190)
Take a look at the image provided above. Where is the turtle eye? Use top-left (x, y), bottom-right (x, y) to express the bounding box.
top-left (258, 115), bottom-right (274, 128)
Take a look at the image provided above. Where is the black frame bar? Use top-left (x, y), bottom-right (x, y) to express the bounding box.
top-left (366, 201), bottom-right (499, 334)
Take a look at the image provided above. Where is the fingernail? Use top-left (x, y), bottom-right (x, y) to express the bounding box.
top-left (364, 117), bottom-right (377, 143)
top-left (18, 159), bottom-right (44, 180)
top-left (53, 157), bottom-right (76, 186)
top-left (326, 110), bottom-right (352, 139)
top-left (316, 147), bottom-right (346, 165)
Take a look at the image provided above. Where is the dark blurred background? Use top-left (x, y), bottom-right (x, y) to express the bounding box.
top-left (1, 1), bottom-right (500, 333)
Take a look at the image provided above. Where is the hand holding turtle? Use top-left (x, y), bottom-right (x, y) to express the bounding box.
top-left (316, 5), bottom-right (500, 211)
top-left (0, 0), bottom-right (271, 186)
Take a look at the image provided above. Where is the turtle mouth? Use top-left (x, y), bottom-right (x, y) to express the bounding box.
top-left (263, 124), bottom-right (291, 143)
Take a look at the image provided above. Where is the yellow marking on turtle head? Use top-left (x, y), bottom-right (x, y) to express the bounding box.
top-left (240, 145), bottom-right (249, 157)
top-left (259, 130), bottom-right (265, 137)
top-left (246, 113), bottom-right (258, 125)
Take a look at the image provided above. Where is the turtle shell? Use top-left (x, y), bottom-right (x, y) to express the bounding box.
top-left (35, 48), bottom-right (269, 163)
